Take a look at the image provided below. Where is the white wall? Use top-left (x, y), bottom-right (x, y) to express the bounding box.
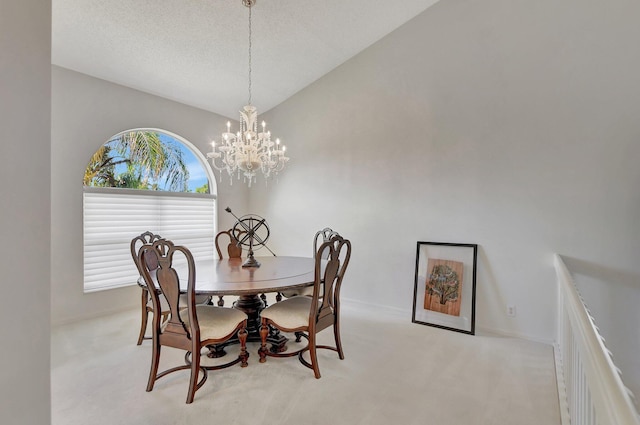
top-left (51, 66), bottom-right (249, 325)
top-left (253, 0), bottom-right (640, 392)
top-left (49, 0), bottom-right (640, 400)
top-left (0, 1), bottom-right (51, 424)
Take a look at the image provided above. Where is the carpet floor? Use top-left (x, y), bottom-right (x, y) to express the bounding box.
top-left (51, 300), bottom-right (561, 425)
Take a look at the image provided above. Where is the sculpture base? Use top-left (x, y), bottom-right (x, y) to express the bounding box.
top-left (242, 255), bottom-right (261, 268)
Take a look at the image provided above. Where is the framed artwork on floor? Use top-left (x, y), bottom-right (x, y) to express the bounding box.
top-left (412, 241), bottom-right (478, 335)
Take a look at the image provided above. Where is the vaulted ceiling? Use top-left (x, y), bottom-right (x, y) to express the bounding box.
top-left (52, 0), bottom-right (442, 118)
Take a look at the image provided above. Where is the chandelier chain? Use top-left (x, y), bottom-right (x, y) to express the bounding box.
top-left (247, 4), bottom-right (252, 105)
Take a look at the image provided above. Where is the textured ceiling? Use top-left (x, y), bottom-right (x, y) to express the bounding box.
top-left (52, 0), bottom-right (441, 119)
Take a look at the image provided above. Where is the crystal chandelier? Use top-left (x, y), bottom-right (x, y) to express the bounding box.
top-left (207, 0), bottom-right (289, 187)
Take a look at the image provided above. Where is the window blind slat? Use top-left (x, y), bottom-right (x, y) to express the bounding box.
top-left (83, 190), bottom-right (215, 292)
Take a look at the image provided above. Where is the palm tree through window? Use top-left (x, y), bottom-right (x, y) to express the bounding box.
top-left (84, 130), bottom-right (207, 193)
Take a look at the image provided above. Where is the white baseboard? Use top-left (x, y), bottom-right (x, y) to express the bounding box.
top-left (52, 304), bottom-right (137, 327)
top-left (341, 296), bottom-right (410, 319)
top-left (475, 325), bottom-right (555, 346)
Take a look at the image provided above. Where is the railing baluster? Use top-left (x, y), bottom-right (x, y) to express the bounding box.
top-left (554, 254), bottom-right (639, 425)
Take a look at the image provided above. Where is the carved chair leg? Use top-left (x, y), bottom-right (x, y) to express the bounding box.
top-left (238, 326), bottom-right (249, 367)
top-left (308, 333), bottom-right (321, 379)
top-left (137, 289), bottom-right (149, 345)
top-left (146, 343), bottom-right (161, 392)
top-left (258, 319), bottom-right (269, 363)
top-left (217, 296), bottom-right (224, 307)
top-left (186, 347), bottom-right (201, 404)
top-left (260, 293), bottom-right (268, 307)
top-left (333, 318), bottom-right (344, 360)
top-left (275, 292), bottom-right (283, 302)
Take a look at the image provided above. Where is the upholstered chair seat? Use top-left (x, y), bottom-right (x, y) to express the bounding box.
top-left (278, 286), bottom-right (314, 298)
top-left (260, 296), bottom-right (320, 329)
top-left (180, 306), bottom-right (248, 340)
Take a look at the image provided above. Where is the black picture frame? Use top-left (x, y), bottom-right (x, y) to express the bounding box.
top-left (412, 241), bottom-right (478, 335)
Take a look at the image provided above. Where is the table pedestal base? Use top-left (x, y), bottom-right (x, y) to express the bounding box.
top-left (207, 294), bottom-right (287, 358)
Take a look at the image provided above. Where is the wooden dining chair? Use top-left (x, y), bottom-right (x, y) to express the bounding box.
top-left (278, 227), bottom-right (340, 300)
top-left (138, 239), bottom-right (249, 404)
top-left (131, 231), bottom-right (211, 345)
top-left (130, 231), bottom-right (170, 345)
top-left (214, 229), bottom-right (245, 307)
top-left (313, 227), bottom-right (341, 257)
top-left (215, 228), bottom-right (244, 261)
top-left (258, 234), bottom-right (351, 378)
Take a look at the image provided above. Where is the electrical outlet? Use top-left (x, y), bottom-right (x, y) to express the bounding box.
top-left (506, 305), bottom-right (516, 317)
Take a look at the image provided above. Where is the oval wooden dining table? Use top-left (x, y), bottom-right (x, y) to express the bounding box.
top-left (189, 256), bottom-right (317, 354)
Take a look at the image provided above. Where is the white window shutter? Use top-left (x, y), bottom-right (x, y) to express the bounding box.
top-left (83, 188), bottom-right (216, 292)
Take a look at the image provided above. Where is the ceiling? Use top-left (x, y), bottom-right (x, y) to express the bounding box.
top-left (52, 0), bottom-right (441, 119)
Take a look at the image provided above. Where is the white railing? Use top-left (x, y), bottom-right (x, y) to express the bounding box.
top-left (554, 254), bottom-right (639, 425)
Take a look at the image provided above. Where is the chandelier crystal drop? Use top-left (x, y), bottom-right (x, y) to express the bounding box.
top-left (207, 0), bottom-right (289, 187)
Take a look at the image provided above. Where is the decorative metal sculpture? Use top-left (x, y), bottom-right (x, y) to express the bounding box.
top-left (225, 207), bottom-right (275, 267)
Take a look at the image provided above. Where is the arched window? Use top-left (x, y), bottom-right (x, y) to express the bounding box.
top-left (83, 129), bottom-right (216, 292)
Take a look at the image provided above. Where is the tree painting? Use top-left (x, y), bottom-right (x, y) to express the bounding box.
top-left (424, 259), bottom-right (464, 316)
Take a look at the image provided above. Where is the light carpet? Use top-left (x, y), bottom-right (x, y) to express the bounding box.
top-left (51, 300), bottom-right (561, 425)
